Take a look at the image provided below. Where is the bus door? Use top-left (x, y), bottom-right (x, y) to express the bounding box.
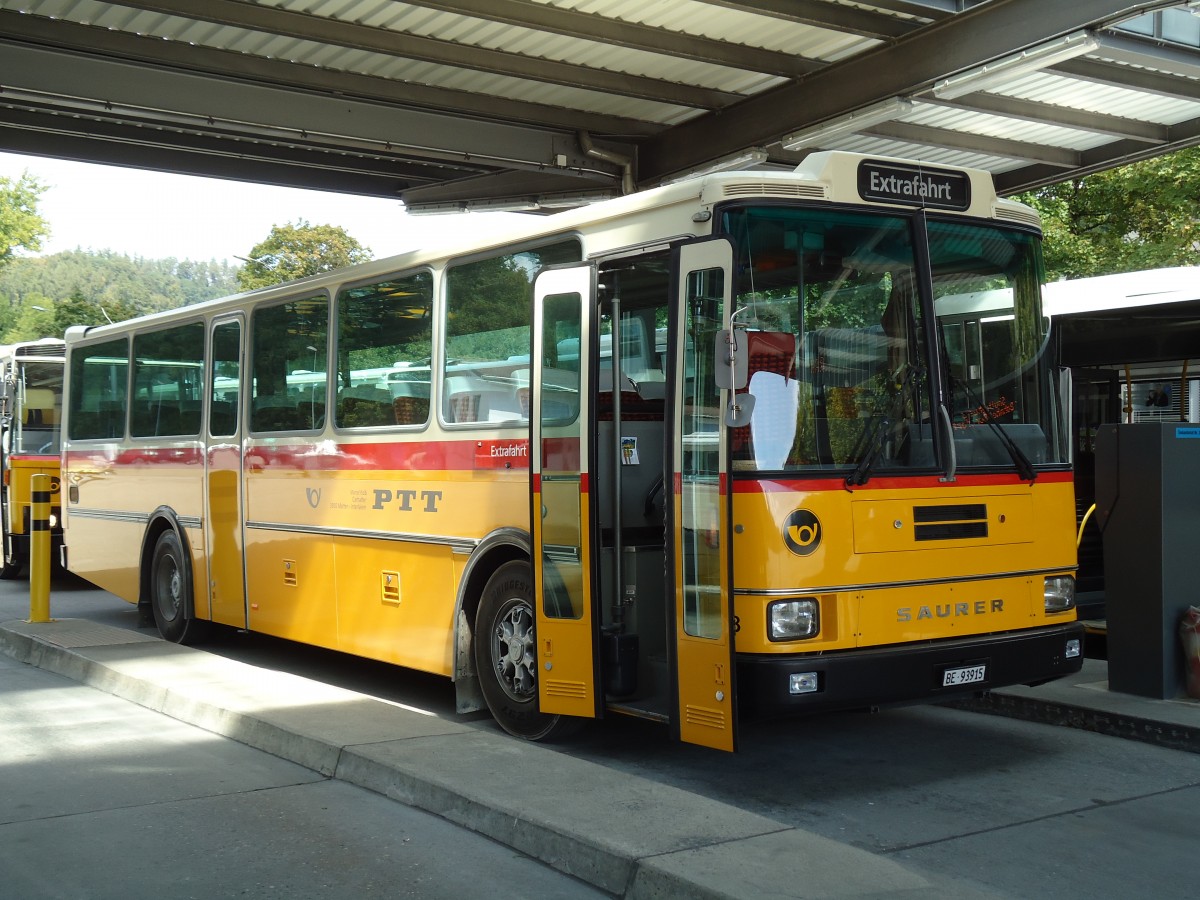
top-left (671, 238), bottom-right (737, 751)
top-left (204, 316), bottom-right (248, 628)
top-left (531, 265), bottom-right (601, 720)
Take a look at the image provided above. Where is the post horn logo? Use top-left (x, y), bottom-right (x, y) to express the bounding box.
top-left (783, 509), bottom-right (821, 556)
top-left (306, 488), bottom-right (321, 509)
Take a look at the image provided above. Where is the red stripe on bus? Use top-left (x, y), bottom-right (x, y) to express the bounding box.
top-left (64, 436), bottom-right (583, 473)
top-left (733, 469), bottom-right (1073, 493)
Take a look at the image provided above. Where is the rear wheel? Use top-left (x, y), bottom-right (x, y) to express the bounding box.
top-left (474, 560), bottom-right (577, 741)
top-left (150, 529), bottom-right (208, 644)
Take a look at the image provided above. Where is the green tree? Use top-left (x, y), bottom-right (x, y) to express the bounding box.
top-left (237, 220), bottom-right (372, 291)
top-left (1017, 147), bottom-right (1200, 281)
top-left (4, 302), bottom-right (56, 343)
top-left (50, 289), bottom-right (138, 334)
top-left (0, 250), bottom-right (237, 335)
top-left (0, 172), bottom-right (50, 268)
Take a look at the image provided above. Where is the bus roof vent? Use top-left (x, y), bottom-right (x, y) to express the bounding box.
top-left (15, 343), bottom-right (65, 359)
top-left (722, 182), bottom-right (828, 201)
top-left (993, 202), bottom-right (1041, 230)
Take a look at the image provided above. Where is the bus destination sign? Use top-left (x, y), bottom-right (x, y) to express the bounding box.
top-left (857, 160), bottom-right (971, 211)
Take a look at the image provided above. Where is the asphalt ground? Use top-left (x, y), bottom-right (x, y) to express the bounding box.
top-left (2, 599), bottom-right (1198, 899)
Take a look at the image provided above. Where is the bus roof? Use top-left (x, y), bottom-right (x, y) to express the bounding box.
top-left (1045, 267), bottom-right (1200, 370)
top-left (1043, 266), bottom-right (1200, 316)
top-left (64, 151), bottom-right (1036, 344)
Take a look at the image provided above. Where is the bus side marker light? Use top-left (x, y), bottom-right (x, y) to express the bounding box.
top-left (789, 672), bottom-right (820, 694)
top-left (768, 598), bottom-right (819, 641)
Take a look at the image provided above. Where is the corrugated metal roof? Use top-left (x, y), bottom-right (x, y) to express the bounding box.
top-left (2, 1), bottom-right (1200, 208)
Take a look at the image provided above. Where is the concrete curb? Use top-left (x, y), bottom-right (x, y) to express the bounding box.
top-left (947, 691), bottom-right (1200, 755)
top-left (1, 619), bottom-right (945, 899)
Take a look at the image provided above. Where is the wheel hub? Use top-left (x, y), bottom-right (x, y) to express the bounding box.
top-left (493, 601), bottom-right (535, 701)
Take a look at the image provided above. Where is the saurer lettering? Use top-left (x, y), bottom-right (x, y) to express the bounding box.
top-left (896, 599), bottom-right (1003, 623)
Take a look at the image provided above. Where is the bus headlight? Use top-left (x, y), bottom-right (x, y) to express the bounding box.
top-left (1044, 575), bottom-right (1075, 613)
top-left (768, 598), bottom-right (819, 641)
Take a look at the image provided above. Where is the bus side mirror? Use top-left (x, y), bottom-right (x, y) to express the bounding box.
top-left (725, 391), bottom-right (755, 428)
top-left (713, 329), bottom-right (748, 390)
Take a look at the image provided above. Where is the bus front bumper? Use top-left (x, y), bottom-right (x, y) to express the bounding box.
top-left (736, 621), bottom-right (1085, 718)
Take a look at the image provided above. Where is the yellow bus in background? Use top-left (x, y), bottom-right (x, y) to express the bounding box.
top-left (61, 152), bottom-right (1083, 751)
top-left (0, 338), bottom-right (65, 579)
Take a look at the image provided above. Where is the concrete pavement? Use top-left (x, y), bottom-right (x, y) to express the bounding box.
top-left (2, 614), bottom-right (1197, 899)
top-left (0, 645), bottom-right (609, 900)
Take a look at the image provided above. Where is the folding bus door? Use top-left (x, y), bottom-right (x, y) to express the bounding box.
top-left (671, 238), bottom-right (737, 752)
top-left (205, 315), bottom-right (248, 628)
top-left (531, 265), bottom-right (601, 720)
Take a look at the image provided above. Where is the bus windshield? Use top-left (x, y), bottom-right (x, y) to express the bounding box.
top-left (13, 360), bottom-right (64, 455)
top-left (721, 205), bottom-right (1065, 475)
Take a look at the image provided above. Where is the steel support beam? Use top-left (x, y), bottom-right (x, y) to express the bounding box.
top-left (0, 10), bottom-right (661, 138)
top-left (101, 0), bottom-right (741, 109)
top-left (396, 0), bottom-right (821, 77)
top-left (994, 115), bottom-right (1200, 195)
top-left (923, 96), bottom-right (1169, 144)
top-left (0, 42), bottom-right (627, 184)
top-left (640, 0), bottom-right (1173, 183)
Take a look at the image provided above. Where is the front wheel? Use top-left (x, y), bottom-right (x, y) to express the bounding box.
top-left (473, 560), bottom-right (577, 741)
top-left (150, 529), bottom-right (208, 644)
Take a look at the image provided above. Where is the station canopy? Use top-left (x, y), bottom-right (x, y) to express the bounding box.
top-left (4, 1), bottom-right (1200, 213)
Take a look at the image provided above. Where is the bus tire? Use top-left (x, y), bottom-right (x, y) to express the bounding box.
top-left (473, 560), bottom-right (577, 742)
top-left (150, 530), bottom-right (208, 645)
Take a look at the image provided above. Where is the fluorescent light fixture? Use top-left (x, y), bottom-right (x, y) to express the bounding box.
top-left (402, 198), bottom-right (538, 214)
top-left (536, 190), bottom-right (620, 209)
top-left (781, 97), bottom-right (913, 151)
top-left (404, 189), bottom-right (618, 215)
top-left (932, 31), bottom-right (1099, 100)
top-left (661, 148), bottom-right (769, 184)
top-left (403, 201), bottom-right (469, 216)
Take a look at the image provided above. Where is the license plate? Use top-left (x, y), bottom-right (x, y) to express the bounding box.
top-left (942, 664), bottom-right (986, 687)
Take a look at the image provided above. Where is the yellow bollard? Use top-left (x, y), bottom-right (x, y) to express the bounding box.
top-left (28, 472), bottom-right (51, 623)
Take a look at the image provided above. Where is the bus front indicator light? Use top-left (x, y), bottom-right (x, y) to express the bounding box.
top-left (768, 598), bottom-right (819, 641)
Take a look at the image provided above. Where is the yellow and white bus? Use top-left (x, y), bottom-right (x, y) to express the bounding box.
top-left (61, 152), bottom-right (1083, 751)
top-left (0, 338), bottom-right (65, 579)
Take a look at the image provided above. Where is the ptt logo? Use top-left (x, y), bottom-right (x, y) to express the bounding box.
top-left (783, 509), bottom-right (821, 556)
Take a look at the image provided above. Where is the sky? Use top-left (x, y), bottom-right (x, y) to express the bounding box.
top-left (0, 151), bottom-right (522, 265)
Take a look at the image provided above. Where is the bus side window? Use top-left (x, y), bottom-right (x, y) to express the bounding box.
top-left (69, 339), bottom-right (129, 441)
top-left (335, 270), bottom-right (434, 429)
top-left (442, 241), bottom-right (579, 426)
top-left (131, 323), bottom-right (204, 438)
top-left (251, 294), bottom-right (328, 433)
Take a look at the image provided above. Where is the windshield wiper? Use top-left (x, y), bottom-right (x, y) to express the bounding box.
top-left (953, 378), bottom-right (1036, 482)
top-left (845, 364), bottom-right (923, 488)
top-left (845, 413), bottom-right (892, 488)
